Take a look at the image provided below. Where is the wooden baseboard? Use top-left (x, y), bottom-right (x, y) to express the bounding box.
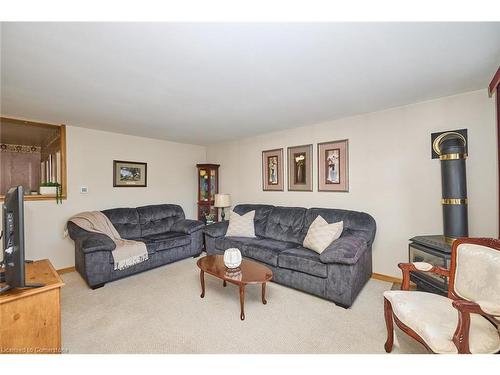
top-left (371, 272), bottom-right (402, 284)
top-left (57, 266), bottom-right (75, 275)
top-left (372, 272), bottom-right (417, 289)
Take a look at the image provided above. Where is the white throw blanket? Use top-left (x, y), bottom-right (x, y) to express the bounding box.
top-left (69, 211), bottom-right (148, 271)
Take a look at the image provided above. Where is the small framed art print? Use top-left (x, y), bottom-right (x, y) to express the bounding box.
top-left (113, 160), bottom-right (147, 187)
top-left (287, 144), bottom-right (313, 191)
top-left (318, 139), bottom-right (348, 192)
top-left (262, 148), bottom-right (284, 191)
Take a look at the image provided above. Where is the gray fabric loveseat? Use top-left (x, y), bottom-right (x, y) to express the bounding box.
top-left (67, 204), bottom-right (204, 289)
top-left (204, 204), bottom-right (376, 307)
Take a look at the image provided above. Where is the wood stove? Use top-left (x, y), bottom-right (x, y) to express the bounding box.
top-left (409, 235), bottom-right (451, 295)
top-left (409, 130), bottom-right (468, 295)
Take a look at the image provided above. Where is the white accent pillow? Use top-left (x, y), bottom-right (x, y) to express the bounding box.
top-left (303, 215), bottom-right (343, 254)
top-left (225, 210), bottom-right (256, 238)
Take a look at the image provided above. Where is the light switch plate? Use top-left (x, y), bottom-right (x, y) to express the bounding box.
top-left (80, 186), bottom-right (88, 194)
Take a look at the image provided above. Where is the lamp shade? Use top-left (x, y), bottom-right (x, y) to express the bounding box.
top-left (214, 193), bottom-right (231, 208)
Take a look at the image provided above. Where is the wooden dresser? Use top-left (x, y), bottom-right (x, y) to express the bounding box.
top-left (0, 259), bottom-right (64, 354)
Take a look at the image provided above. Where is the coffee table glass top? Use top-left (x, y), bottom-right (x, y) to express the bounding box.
top-left (197, 255), bottom-right (273, 285)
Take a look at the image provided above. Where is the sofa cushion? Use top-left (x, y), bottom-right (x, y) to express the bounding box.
top-left (215, 236), bottom-right (297, 267)
top-left (304, 208), bottom-right (376, 246)
top-left (264, 206), bottom-right (307, 245)
top-left (215, 236), bottom-right (256, 250)
top-left (303, 216), bottom-right (343, 254)
top-left (137, 204), bottom-right (185, 237)
top-left (233, 204), bottom-right (274, 237)
top-left (243, 239), bottom-right (298, 267)
top-left (102, 208), bottom-right (141, 239)
top-left (225, 210), bottom-right (256, 237)
top-left (279, 247), bottom-right (328, 278)
top-left (141, 232), bottom-right (191, 254)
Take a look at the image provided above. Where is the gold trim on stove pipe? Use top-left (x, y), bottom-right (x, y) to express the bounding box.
top-left (441, 198), bottom-right (468, 205)
top-left (432, 132), bottom-right (467, 156)
top-left (439, 153), bottom-right (467, 160)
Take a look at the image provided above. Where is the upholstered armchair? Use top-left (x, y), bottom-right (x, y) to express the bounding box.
top-left (384, 238), bottom-right (500, 354)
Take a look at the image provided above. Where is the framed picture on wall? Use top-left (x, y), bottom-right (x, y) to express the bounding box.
top-left (113, 160), bottom-right (147, 187)
top-left (318, 139), bottom-right (349, 192)
top-left (262, 148), bottom-right (284, 191)
top-left (287, 144), bottom-right (313, 191)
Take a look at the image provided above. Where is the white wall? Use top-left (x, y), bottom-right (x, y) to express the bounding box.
top-left (1, 126), bottom-right (206, 269)
top-left (206, 89), bottom-right (498, 277)
top-left (2, 89), bottom-right (496, 274)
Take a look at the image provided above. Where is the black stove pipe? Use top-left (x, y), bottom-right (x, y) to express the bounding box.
top-left (433, 132), bottom-right (468, 243)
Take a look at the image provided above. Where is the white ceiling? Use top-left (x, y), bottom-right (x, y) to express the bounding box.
top-left (1, 22), bottom-right (499, 145)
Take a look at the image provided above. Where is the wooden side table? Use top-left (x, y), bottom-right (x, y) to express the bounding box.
top-left (0, 259), bottom-right (64, 354)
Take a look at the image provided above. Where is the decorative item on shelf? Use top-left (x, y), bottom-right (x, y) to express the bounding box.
top-left (39, 182), bottom-right (63, 204)
top-left (318, 139), bottom-right (349, 192)
top-left (223, 248), bottom-right (242, 269)
top-left (214, 193), bottom-right (231, 221)
top-left (196, 164), bottom-right (220, 221)
top-left (205, 212), bottom-right (216, 225)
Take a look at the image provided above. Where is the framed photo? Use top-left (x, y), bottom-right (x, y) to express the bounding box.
top-left (287, 144), bottom-right (313, 191)
top-left (318, 139), bottom-right (349, 192)
top-left (262, 148), bottom-right (284, 191)
top-left (113, 160), bottom-right (147, 187)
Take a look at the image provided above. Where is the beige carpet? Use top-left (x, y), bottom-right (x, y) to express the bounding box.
top-left (61, 256), bottom-right (426, 354)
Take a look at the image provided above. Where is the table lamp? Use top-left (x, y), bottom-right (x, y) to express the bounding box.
top-left (214, 193), bottom-right (231, 221)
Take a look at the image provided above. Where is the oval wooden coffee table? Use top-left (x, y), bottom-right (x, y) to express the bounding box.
top-left (197, 254), bottom-right (273, 320)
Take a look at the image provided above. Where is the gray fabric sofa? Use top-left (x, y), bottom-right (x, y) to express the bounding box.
top-left (204, 204), bottom-right (376, 307)
top-left (67, 204), bottom-right (204, 289)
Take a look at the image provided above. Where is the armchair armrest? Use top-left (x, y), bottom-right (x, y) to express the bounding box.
top-left (319, 235), bottom-right (368, 265)
top-left (203, 221), bottom-right (229, 238)
top-left (171, 219), bottom-right (205, 234)
top-left (451, 299), bottom-right (499, 354)
top-left (78, 234), bottom-right (116, 254)
top-left (398, 262), bottom-right (450, 291)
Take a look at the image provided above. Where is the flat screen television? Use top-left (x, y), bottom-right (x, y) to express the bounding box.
top-left (1, 186), bottom-right (43, 293)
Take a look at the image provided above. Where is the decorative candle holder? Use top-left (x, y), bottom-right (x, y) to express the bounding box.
top-left (223, 248), bottom-right (242, 269)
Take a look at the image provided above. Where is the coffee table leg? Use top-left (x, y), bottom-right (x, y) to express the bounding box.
top-left (262, 283), bottom-right (267, 305)
top-left (223, 280), bottom-right (227, 287)
top-left (239, 285), bottom-right (245, 321)
top-left (200, 270), bottom-right (205, 298)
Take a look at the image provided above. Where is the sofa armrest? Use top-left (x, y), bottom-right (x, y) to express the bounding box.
top-left (203, 221), bottom-right (229, 238)
top-left (67, 221), bottom-right (92, 240)
top-left (68, 221), bottom-right (116, 254)
top-left (319, 235), bottom-right (368, 265)
top-left (78, 234), bottom-right (116, 254)
top-left (171, 219), bottom-right (205, 234)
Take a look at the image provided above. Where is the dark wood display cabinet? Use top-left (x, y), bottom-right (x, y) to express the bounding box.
top-left (196, 164), bottom-right (220, 223)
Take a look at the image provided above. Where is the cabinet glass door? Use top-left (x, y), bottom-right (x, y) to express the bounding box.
top-left (199, 169), bottom-right (209, 201)
top-left (209, 169), bottom-right (216, 202)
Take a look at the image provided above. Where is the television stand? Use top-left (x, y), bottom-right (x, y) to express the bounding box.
top-left (0, 282), bottom-right (44, 294)
top-left (23, 282), bottom-right (45, 288)
top-left (0, 259), bottom-right (63, 353)
top-left (0, 284), bottom-right (12, 293)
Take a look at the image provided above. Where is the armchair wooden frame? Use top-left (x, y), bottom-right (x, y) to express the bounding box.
top-left (384, 237), bottom-right (500, 354)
